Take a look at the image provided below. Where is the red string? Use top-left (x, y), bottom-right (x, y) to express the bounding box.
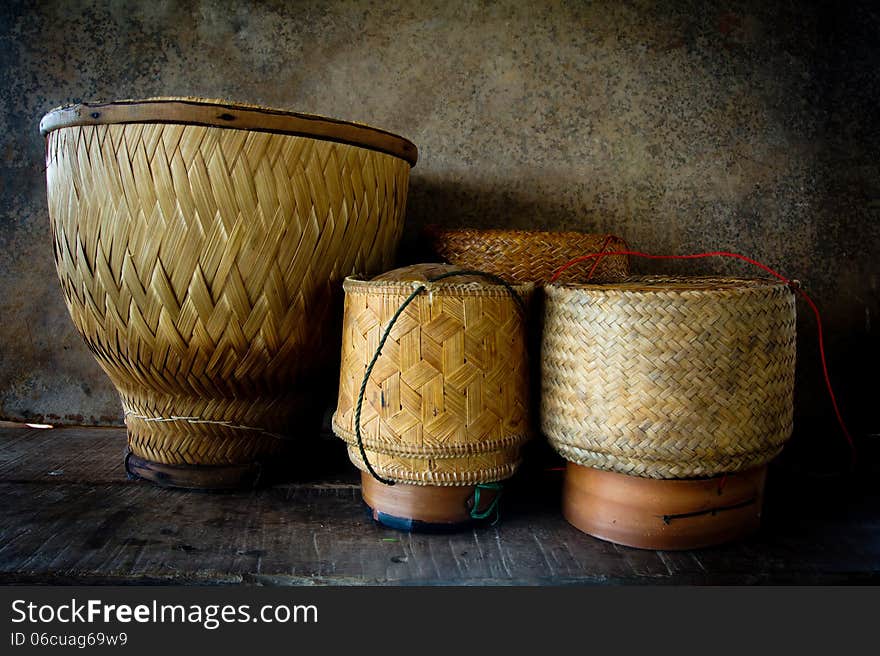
top-left (550, 249), bottom-right (856, 468)
top-left (584, 234), bottom-right (614, 280)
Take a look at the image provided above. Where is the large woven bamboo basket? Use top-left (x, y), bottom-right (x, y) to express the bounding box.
top-left (332, 264), bottom-right (532, 528)
top-left (541, 276), bottom-right (797, 479)
top-left (42, 98), bottom-right (417, 489)
top-left (425, 227), bottom-right (630, 283)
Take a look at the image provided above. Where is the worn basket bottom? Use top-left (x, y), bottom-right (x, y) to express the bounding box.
top-left (125, 451), bottom-right (282, 490)
top-left (121, 390), bottom-right (322, 468)
top-left (126, 424), bottom-right (286, 466)
top-left (361, 473), bottom-right (501, 532)
top-left (563, 463), bottom-right (767, 550)
top-left (123, 413), bottom-right (297, 489)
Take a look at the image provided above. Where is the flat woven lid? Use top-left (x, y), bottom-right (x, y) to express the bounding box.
top-left (39, 97), bottom-right (417, 166)
top-left (426, 226), bottom-right (616, 241)
top-left (551, 275), bottom-right (789, 293)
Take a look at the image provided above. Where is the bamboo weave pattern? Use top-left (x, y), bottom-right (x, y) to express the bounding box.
top-left (541, 277), bottom-right (797, 479)
top-left (426, 228), bottom-right (630, 283)
top-left (332, 265), bottom-right (533, 485)
top-left (46, 122), bottom-right (410, 465)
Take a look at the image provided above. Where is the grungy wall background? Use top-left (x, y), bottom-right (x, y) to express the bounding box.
top-left (1, 1), bottom-right (877, 463)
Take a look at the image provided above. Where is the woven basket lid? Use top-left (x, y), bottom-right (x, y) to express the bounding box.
top-left (424, 226), bottom-right (630, 284)
top-left (39, 97), bottom-right (418, 166)
top-left (549, 275), bottom-right (789, 293)
top-left (371, 263), bottom-right (489, 284)
top-left (345, 264), bottom-right (532, 297)
top-left (427, 227), bottom-right (617, 242)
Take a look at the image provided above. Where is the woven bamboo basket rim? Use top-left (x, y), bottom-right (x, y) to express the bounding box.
top-left (552, 441), bottom-right (784, 468)
top-left (424, 226), bottom-right (621, 241)
top-left (342, 275), bottom-right (534, 297)
top-left (39, 96), bottom-right (418, 166)
top-left (548, 275), bottom-right (788, 293)
top-left (332, 422), bottom-right (530, 457)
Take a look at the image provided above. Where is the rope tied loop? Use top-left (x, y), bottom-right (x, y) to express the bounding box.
top-left (469, 482), bottom-right (504, 523)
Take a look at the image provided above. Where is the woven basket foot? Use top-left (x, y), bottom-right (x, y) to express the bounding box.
top-left (361, 473), bottom-right (501, 533)
top-left (562, 463), bottom-right (766, 550)
top-left (125, 451), bottom-right (272, 490)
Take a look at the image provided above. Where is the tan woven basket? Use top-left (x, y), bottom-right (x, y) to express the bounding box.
top-left (425, 227), bottom-right (630, 283)
top-left (332, 264), bottom-right (533, 485)
top-left (42, 98), bottom-right (416, 484)
top-left (541, 277), bottom-right (797, 479)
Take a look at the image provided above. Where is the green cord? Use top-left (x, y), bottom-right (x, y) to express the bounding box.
top-left (469, 482), bottom-right (504, 522)
top-left (354, 270), bottom-right (525, 486)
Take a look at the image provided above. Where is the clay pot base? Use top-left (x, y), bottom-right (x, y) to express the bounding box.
top-left (125, 451), bottom-right (270, 490)
top-left (563, 463), bottom-right (767, 550)
top-left (361, 473), bottom-right (501, 533)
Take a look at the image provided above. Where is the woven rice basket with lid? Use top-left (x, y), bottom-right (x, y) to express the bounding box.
top-left (42, 97), bottom-right (416, 489)
top-left (540, 276), bottom-right (797, 548)
top-left (425, 227), bottom-right (630, 284)
top-left (332, 264), bottom-right (533, 529)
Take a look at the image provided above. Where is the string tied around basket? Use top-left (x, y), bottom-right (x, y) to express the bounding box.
top-left (122, 410), bottom-right (289, 438)
top-left (354, 270), bottom-right (526, 486)
top-left (549, 244), bottom-right (857, 469)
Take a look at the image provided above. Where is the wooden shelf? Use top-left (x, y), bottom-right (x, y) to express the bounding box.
top-left (1, 426), bottom-right (877, 585)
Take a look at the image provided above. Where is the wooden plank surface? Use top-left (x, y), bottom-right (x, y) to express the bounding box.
top-left (0, 427), bottom-right (878, 585)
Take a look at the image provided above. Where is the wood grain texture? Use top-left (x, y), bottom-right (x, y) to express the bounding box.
top-left (1, 427), bottom-right (878, 585)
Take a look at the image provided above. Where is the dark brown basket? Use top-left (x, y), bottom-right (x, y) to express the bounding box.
top-left (425, 227), bottom-right (630, 284)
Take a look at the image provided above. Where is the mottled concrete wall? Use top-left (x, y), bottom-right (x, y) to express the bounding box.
top-left (1, 1), bottom-right (877, 459)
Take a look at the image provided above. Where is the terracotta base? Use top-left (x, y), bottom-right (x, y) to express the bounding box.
top-left (563, 463), bottom-right (766, 550)
top-left (361, 473), bottom-right (501, 532)
top-left (125, 451), bottom-right (269, 490)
